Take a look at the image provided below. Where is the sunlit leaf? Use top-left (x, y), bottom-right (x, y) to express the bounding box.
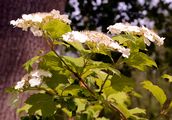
top-left (129, 107), bottom-right (146, 115)
top-left (74, 98), bottom-right (87, 113)
top-left (142, 81), bottom-right (167, 106)
top-left (162, 74), bottom-right (172, 82)
top-left (63, 56), bottom-right (85, 73)
top-left (108, 92), bottom-right (129, 105)
top-left (124, 52), bottom-right (157, 71)
top-left (42, 19), bottom-right (71, 39)
top-left (84, 104), bottom-right (103, 118)
top-left (17, 104), bottom-right (32, 115)
top-left (62, 85), bottom-right (81, 96)
top-left (97, 117), bottom-right (109, 120)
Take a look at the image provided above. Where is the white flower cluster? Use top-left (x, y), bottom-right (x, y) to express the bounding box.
top-left (62, 31), bottom-right (130, 58)
top-left (107, 23), bottom-right (165, 46)
top-left (10, 9), bottom-right (71, 36)
top-left (14, 69), bottom-right (52, 90)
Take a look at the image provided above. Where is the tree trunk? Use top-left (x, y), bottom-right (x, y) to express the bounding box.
top-left (0, 0), bottom-right (67, 119)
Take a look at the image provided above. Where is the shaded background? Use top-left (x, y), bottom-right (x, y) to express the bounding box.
top-left (1, 0), bottom-right (172, 119)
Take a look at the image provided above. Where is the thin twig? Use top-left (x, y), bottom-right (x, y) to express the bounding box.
top-left (99, 74), bottom-right (109, 94)
top-left (104, 100), bottom-right (127, 120)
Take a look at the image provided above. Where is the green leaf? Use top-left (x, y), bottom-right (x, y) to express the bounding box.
top-left (111, 102), bottom-right (131, 118)
top-left (108, 92), bottom-right (129, 105)
top-left (162, 74), bottom-right (172, 82)
top-left (102, 87), bottom-right (117, 99)
top-left (129, 107), bottom-right (146, 115)
top-left (112, 34), bottom-right (132, 45)
top-left (68, 41), bottom-right (91, 54)
top-left (74, 98), bottom-right (87, 113)
top-left (23, 56), bottom-right (40, 72)
top-left (25, 93), bottom-right (56, 117)
top-left (42, 19), bottom-right (71, 39)
top-left (39, 51), bottom-right (62, 71)
top-left (124, 52), bottom-right (157, 71)
top-left (45, 70), bottom-right (69, 89)
top-left (94, 71), bottom-right (111, 90)
top-left (110, 74), bottom-right (135, 92)
top-left (97, 117), bottom-right (109, 120)
top-left (17, 104), bottom-right (32, 115)
top-left (84, 104), bottom-right (103, 118)
top-left (62, 85), bottom-right (81, 96)
top-left (63, 56), bottom-right (85, 73)
top-left (83, 60), bottom-right (120, 77)
top-left (142, 81), bottom-right (167, 106)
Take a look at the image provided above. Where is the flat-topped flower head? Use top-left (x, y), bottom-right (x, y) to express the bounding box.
top-left (62, 31), bottom-right (89, 43)
top-left (107, 23), bottom-right (165, 46)
top-left (10, 9), bottom-right (71, 36)
top-left (107, 23), bottom-right (141, 35)
top-left (62, 31), bottom-right (130, 58)
top-left (83, 31), bottom-right (112, 46)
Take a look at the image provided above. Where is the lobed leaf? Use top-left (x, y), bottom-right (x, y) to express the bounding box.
top-left (25, 93), bottom-right (56, 117)
top-left (42, 19), bottom-right (71, 39)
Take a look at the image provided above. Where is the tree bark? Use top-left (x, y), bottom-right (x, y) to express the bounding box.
top-left (0, 0), bottom-right (67, 119)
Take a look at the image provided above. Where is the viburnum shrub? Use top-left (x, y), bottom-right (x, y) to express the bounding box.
top-left (8, 9), bottom-right (172, 120)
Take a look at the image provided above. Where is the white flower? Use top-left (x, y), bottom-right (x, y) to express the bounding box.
top-left (10, 9), bottom-right (71, 37)
top-left (30, 27), bottom-right (43, 37)
top-left (118, 47), bottom-right (130, 58)
top-left (10, 20), bottom-right (18, 26)
top-left (51, 9), bottom-right (71, 24)
top-left (29, 77), bottom-right (42, 87)
top-left (107, 23), bottom-right (141, 34)
top-left (30, 69), bottom-right (52, 78)
top-left (62, 31), bottom-right (88, 43)
top-left (141, 26), bottom-right (165, 46)
top-left (14, 80), bottom-right (25, 90)
top-left (83, 31), bottom-right (112, 46)
top-left (63, 31), bottom-right (130, 58)
top-left (22, 14), bottom-right (33, 21)
top-left (107, 23), bottom-right (165, 46)
top-left (109, 42), bottom-right (122, 50)
top-left (109, 42), bottom-right (130, 58)
top-left (32, 14), bottom-right (43, 23)
top-left (14, 74), bottom-right (29, 90)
